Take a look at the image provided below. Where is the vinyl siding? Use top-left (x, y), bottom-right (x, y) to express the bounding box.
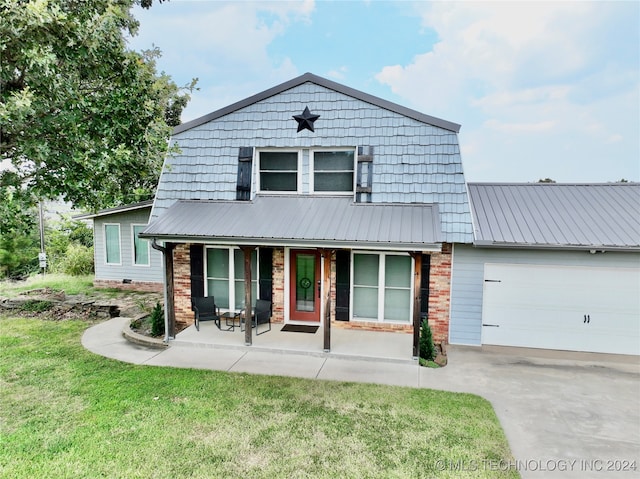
top-left (449, 244), bottom-right (640, 345)
top-left (151, 82), bottom-right (472, 244)
top-left (94, 208), bottom-right (163, 283)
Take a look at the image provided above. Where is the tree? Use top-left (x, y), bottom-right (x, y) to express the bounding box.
top-left (0, 0), bottom-right (195, 212)
top-left (0, 185), bottom-right (40, 278)
top-left (537, 178), bottom-right (556, 183)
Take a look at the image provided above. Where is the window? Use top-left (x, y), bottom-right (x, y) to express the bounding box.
top-left (104, 224), bottom-right (121, 265)
top-left (352, 252), bottom-right (413, 323)
top-left (206, 247), bottom-right (258, 310)
top-left (312, 150), bottom-right (355, 193)
top-left (132, 225), bottom-right (149, 266)
top-left (259, 151), bottom-right (299, 192)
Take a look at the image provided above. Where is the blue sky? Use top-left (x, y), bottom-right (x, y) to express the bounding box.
top-left (128, 0), bottom-right (639, 183)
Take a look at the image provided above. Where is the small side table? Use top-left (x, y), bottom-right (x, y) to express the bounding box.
top-left (221, 311), bottom-right (241, 331)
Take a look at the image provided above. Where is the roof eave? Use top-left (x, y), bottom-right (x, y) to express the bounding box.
top-left (473, 241), bottom-right (640, 252)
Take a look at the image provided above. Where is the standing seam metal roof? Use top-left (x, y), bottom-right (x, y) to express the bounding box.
top-left (467, 183), bottom-right (640, 250)
top-left (141, 196), bottom-right (442, 250)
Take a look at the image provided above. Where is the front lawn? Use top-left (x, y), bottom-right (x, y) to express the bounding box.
top-left (0, 317), bottom-right (518, 478)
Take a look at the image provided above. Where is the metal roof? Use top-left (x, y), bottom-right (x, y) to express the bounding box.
top-left (141, 196), bottom-right (442, 251)
top-left (467, 183), bottom-right (640, 250)
top-left (173, 73), bottom-right (461, 134)
top-left (73, 200), bottom-right (154, 220)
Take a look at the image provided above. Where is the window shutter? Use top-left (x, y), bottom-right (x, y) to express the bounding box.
top-left (236, 147), bottom-right (253, 200)
top-left (190, 244), bottom-right (205, 304)
top-left (258, 248), bottom-right (273, 302)
top-left (356, 146), bottom-right (373, 203)
top-left (420, 254), bottom-right (430, 321)
top-left (335, 250), bottom-right (350, 321)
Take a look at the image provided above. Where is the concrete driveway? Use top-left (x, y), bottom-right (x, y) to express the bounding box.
top-left (420, 346), bottom-right (640, 479)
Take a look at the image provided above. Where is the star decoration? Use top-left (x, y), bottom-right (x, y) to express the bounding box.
top-left (292, 106), bottom-right (320, 133)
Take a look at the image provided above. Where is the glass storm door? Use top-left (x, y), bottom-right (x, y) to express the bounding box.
top-left (289, 250), bottom-right (321, 322)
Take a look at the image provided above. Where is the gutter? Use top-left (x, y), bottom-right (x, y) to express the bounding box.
top-left (150, 238), bottom-right (170, 343)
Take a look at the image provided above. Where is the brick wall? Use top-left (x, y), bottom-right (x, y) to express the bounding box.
top-left (93, 279), bottom-right (163, 293)
top-left (173, 244), bottom-right (193, 328)
top-left (427, 243), bottom-right (452, 343)
top-left (272, 248), bottom-right (285, 323)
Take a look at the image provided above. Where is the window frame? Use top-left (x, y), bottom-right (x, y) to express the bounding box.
top-left (131, 224), bottom-right (150, 267)
top-left (204, 246), bottom-right (260, 312)
top-left (350, 251), bottom-right (414, 323)
top-left (257, 149), bottom-right (302, 194)
top-left (104, 223), bottom-right (122, 265)
top-left (310, 147), bottom-right (356, 195)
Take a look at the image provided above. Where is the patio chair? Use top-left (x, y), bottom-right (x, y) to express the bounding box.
top-left (240, 299), bottom-right (272, 335)
top-left (191, 296), bottom-right (221, 331)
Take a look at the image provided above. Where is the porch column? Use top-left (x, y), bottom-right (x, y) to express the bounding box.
top-left (320, 249), bottom-right (332, 352)
top-left (151, 240), bottom-right (176, 339)
top-left (410, 252), bottom-right (422, 359)
top-left (242, 246), bottom-right (256, 346)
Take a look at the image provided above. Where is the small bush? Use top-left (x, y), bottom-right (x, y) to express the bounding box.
top-left (419, 318), bottom-right (436, 362)
top-left (57, 244), bottom-right (94, 276)
top-left (150, 302), bottom-right (164, 337)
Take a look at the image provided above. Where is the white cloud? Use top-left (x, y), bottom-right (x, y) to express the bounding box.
top-left (327, 66), bottom-right (348, 80)
top-left (375, 1), bottom-right (639, 182)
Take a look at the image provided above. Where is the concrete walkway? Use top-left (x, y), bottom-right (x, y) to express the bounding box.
top-left (82, 317), bottom-right (640, 479)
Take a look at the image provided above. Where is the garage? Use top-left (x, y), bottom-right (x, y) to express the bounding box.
top-left (449, 183), bottom-right (640, 355)
top-left (481, 263), bottom-right (640, 355)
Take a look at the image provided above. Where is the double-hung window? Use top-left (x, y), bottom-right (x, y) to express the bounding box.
top-left (104, 224), bottom-right (121, 265)
top-left (352, 252), bottom-right (413, 323)
top-left (259, 151), bottom-right (299, 192)
top-left (311, 149), bottom-right (355, 193)
top-left (132, 225), bottom-right (150, 266)
top-left (206, 247), bottom-right (258, 310)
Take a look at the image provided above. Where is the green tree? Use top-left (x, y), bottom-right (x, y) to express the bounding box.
top-left (0, 185), bottom-right (40, 278)
top-left (0, 0), bottom-right (195, 212)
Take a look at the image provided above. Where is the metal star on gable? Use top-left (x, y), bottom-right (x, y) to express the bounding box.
top-left (292, 106), bottom-right (320, 132)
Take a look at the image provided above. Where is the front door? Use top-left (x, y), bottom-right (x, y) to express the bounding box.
top-left (289, 250), bottom-right (321, 322)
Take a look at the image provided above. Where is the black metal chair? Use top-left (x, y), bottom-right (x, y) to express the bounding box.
top-left (191, 296), bottom-right (221, 331)
top-left (241, 299), bottom-right (272, 335)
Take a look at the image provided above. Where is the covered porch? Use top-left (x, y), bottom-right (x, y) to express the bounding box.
top-left (173, 319), bottom-right (415, 363)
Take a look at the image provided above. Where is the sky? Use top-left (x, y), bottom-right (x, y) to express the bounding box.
top-left (128, 0), bottom-right (640, 183)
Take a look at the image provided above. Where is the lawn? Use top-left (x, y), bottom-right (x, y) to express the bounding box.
top-left (0, 316), bottom-right (518, 478)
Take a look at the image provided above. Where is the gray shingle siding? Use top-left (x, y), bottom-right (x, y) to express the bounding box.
top-left (152, 81), bottom-right (473, 244)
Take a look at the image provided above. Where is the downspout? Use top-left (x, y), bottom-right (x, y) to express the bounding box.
top-left (151, 238), bottom-right (171, 343)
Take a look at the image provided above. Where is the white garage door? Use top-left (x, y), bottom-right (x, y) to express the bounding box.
top-left (482, 263), bottom-right (640, 355)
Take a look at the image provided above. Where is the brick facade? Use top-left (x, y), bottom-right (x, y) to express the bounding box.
top-left (169, 243), bottom-right (452, 341)
top-left (93, 279), bottom-right (163, 293)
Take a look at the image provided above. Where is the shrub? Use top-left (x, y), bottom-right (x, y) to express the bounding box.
top-left (57, 244), bottom-right (94, 276)
top-left (20, 299), bottom-right (53, 312)
top-left (419, 318), bottom-right (436, 361)
top-left (150, 302), bottom-right (164, 337)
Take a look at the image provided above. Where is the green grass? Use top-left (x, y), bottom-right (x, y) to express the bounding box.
top-left (0, 317), bottom-right (519, 479)
top-left (0, 274), bottom-right (94, 296)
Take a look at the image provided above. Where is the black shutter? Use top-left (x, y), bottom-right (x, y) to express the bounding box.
top-left (236, 147), bottom-right (253, 200)
top-left (356, 146), bottom-right (373, 203)
top-left (420, 254), bottom-right (430, 321)
top-left (335, 250), bottom-right (350, 321)
top-left (190, 244), bottom-right (205, 307)
top-left (258, 248), bottom-right (273, 302)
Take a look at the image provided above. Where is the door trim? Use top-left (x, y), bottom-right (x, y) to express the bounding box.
top-left (288, 249), bottom-right (322, 323)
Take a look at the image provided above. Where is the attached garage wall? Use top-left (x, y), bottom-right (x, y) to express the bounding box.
top-left (450, 244), bottom-right (640, 348)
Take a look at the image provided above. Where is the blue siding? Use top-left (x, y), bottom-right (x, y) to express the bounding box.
top-left (94, 208), bottom-right (163, 283)
top-left (449, 244), bottom-right (640, 345)
top-left (152, 82), bottom-right (472, 244)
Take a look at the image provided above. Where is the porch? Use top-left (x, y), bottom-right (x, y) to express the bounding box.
top-left (172, 320), bottom-right (416, 364)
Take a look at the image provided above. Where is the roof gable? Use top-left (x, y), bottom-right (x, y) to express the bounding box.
top-left (468, 183), bottom-right (640, 250)
top-left (173, 73), bottom-right (460, 134)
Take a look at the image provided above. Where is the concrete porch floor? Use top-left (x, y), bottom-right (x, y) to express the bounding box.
top-left (172, 319), bottom-right (416, 364)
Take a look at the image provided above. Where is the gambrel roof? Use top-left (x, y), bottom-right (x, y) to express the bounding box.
top-left (174, 73), bottom-right (461, 135)
top-left (468, 183), bottom-right (640, 251)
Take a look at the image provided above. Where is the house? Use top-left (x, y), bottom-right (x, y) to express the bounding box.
top-left (140, 73), bottom-right (474, 355)
top-left (450, 183), bottom-right (640, 356)
top-left (75, 200), bottom-right (163, 292)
